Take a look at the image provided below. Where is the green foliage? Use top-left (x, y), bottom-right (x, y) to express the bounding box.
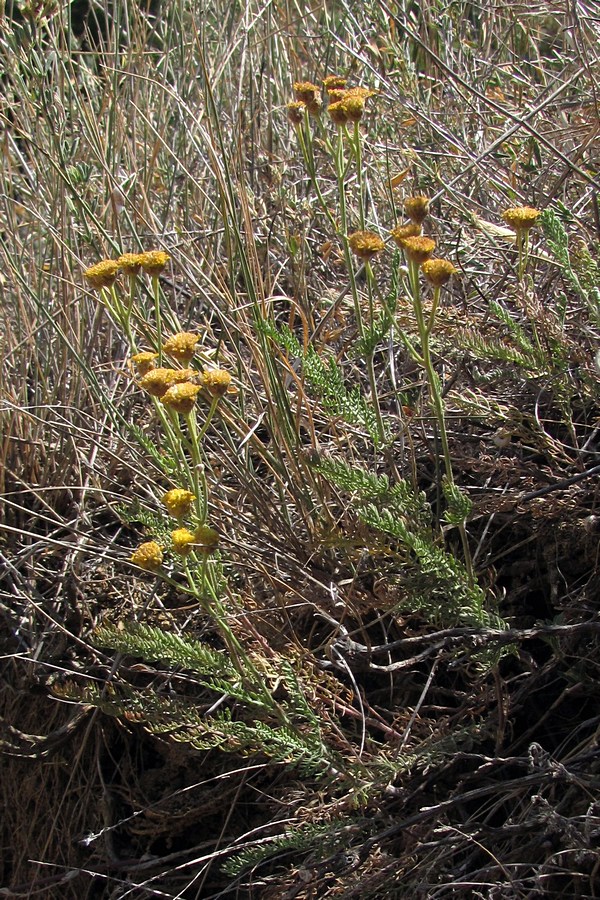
top-left (161, 708), bottom-right (332, 776)
top-left (442, 478), bottom-right (473, 525)
top-left (94, 623), bottom-right (236, 679)
top-left (221, 820), bottom-right (362, 877)
top-left (91, 624), bottom-right (336, 774)
top-left (456, 327), bottom-right (545, 371)
top-left (260, 320), bottom-right (383, 443)
top-left (116, 503), bottom-right (171, 543)
top-left (488, 300), bottom-right (537, 354)
top-left (317, 459), bottom-right (505, 641)
top-left (542, 205), bottom-right (600, 322)
top-left (315, 456), bottom-right (430, 529)
top-left (129, 424), bottom-right (178, 476)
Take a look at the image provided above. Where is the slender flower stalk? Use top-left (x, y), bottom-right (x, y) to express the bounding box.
top-left (291, 109), bottom-right (337, 233)
top-left (402, 244), bottom-right (476, 587)
top-left (502, 206), bottom-right (540, 282)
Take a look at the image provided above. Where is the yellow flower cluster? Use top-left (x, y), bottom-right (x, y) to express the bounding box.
top-left (292, 81), bottom-right (322, 116)
top-left (404, 195), bottom-right (430, 224)
top-left (202, 368), bottom-right (234, 398)
top-left (326, 85), bottom-right (376, 125)
top-left (171, 525), bottom-right (219, 556)
top-left (398, 235), bottom-right (436, 264)
top-left (287, 101), bottom-right (306, 125)
top-left (388, 196), bottom-right (431, 252)
top-left (130, 351), bottom-right (159, 376)
top-left (84, 260), bottom-right (120, 289)
top-left (117, 253), bottom-right (144, 275)
top-left (83, 250), bottom-right (171, 290)
top-left (139, 367), bottom-right (196, 398)
top-left (391, 222), bottom-right (422, 246)
top-left (140, 250), bottom-right (171, 276)
top-left (288, 76), bottom-right (375, 126)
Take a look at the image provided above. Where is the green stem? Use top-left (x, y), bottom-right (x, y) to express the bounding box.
top-left (352, 121), bottom-right (365, 231)
top-left (195, 395), bottom-right (220, 444)
top-left (294, 118), bottom-right (338, 233)
top-left (407, 259), bottom-right (475, 588)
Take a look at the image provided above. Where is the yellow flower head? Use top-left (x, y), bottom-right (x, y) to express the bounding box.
top-left (348, 230), bottom-right (385, 261)
top-left (421, 258), bottom-right (458, 287)
top-left (399, 235), bottom-right (436, 264)
top-left (131, 540), bottom-right (163, 571)
top-left (323, 75), bottom-right (347, 91)
top-left (139, 250), bottom-right (171, 276)
top-left (117, 253), bottom-right (145, 275)
top-left (171, 525), bottom-right (219, 556)
top-left (84, 259), bottom-right (120, 290)
top-left (343, 94), bottom-right (365, 122)
top-left (293, 81), bottom-right (320, 103)
top-left (327, 88), bottom-right (347, 103)
top-left (139, 367), bottom-right (195, 398)
top-left (501, 206), bottom-right (541, 232)
top-left (162, 332), bottom-right (200, 364)
top-left (287, 101), bottom-right (306, 125)
top-left (327, 100), bottom-right (349, 126)
top-left (171, 527), bottom-right (197, 557)
top-left (202, 368), bottom-right (233, 398)
top-left (160, 382), bottom-right (201, 414)
top-left (390, 222), bottom-right (422, 246)
top-left (404, 195), bottom-right (430, 224)
top-left (130, 351), bottom-right (159, 376)
top-left (194, 524), bottom-right (220, 553)
top-left (162, 488), bottom-right (196, 520)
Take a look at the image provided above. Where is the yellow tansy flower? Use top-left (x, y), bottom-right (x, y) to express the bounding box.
top-left (202, 369), bottom-right (233, 398)
top-left (397, 235), bottom-right (436, 263)
top-left (390, 222), bottom-right (422, 246)
top-left (162, 332), bottom-right (200, 364)
top-left (171, 527), bottom-right (197, 557)
top-left (404, 195), bottom-right (430, 224)
top-left (84, 259), bottom-right (120, 289)
top-left (161, 382), bottom-right (201, 414)
top-left (139, 250), bottom-right (171, 276)
top-left (139, 367), bottom-right (195, 398)
top-left (287, 101), bottom-right (306, 125)
top-left (421, 258), bottom-right (458, 287)
top-left (194, 524), bottom-right (220, 553)
top-left (130, 351), bottom-right (159, 376)
top-left (293, 81), bottom-right (320, 103)
top-left (346, 86), bottom-right (376, 100)
top-left (130, 541), bottom-right (163, 571)
top-left (117, 253), bottom-right (145, 275)
top-left (348, 231), bottom-right (385, 261)
top-left (323, 75), bottom-right (347, 91)
top-left (502, 206), bottom-right (541, 232)
top-left (162, 488), bottom-right (196, 520)
top-left (343, 95), bottom-right (365, 122)
top-left (328, 100), bottom-right (349, 125)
